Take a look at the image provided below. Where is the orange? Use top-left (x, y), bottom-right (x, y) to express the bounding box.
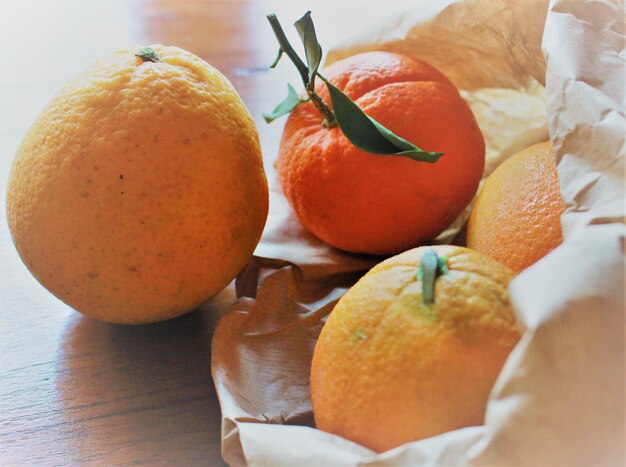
top-left (467, 141), bottom-right (563, 272)
top-left (277, 52), bottom-right (485, 255)
top-left (6, 45), bottom-right (268, 324)
top-left (310, 245), bottom-right (519, 452)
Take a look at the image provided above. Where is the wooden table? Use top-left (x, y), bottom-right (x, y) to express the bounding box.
top-left (0, 0), bottom-right (409, 464)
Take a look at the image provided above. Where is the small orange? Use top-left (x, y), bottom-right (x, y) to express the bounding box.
top-left (467, 141), bottom-right (564, 272)
top-left (278, 52), bottom-right (485, 255)
top-left (310, 245), bottom-right (520, 452)
top-left (6, 45), bottom-right (268, 324)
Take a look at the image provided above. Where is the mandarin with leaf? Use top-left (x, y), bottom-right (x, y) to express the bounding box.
top-left (278, 52), bottom-right (485, 255)
top-left (265, 14), bottom-right (485, 255)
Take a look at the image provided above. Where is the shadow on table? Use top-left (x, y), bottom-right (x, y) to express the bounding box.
top-left (53, 288), bottom-right (234, 465)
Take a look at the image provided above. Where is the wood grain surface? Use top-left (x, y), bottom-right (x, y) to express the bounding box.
top-left (0, 1), bottom-right (409, 464)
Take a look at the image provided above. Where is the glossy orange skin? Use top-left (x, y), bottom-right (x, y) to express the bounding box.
top-left (278, 52), bottom-right (485, 255)
top-left (467, 141), bottom-right (564, 272)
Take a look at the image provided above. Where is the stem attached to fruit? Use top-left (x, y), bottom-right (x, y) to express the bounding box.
top-left (265, 11), bottom-right (444, 161)
top-left (266, 14), bottom-right (336, 128)
top-left (419, 249), bottom-right (448, 304)
top-left (135, 47), bottom-right (161, 63)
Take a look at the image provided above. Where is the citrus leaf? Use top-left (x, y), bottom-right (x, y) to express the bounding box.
top-left (294, 11), bottom-right (322, 86)
top-left (320, 76), bottom-right (444, 162)
top-left (263, 84), bottom-right (308, 123)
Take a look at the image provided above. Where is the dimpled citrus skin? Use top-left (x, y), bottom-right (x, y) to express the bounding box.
top-left (310, 246), bottom-right (519, 452)
top-left (467, 141), bottom-right (564, 273)
top-left (278, 52), bottom-right (485, 255)
top-left (6, 45), bottom-right (268, 324)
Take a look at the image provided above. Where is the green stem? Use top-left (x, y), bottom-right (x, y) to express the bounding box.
top-left (267, 14), bottom-right (309, 83)
top-left (419, 249), bottom-right (448, 304)
top-left (307, 73), bottom-right (336, 128)
top-left (266, 14), bottom-right (336, 128)
top-left (135, 47), bottom-right (161, 63)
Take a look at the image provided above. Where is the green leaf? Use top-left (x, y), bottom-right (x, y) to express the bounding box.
top-left (265, 11), bottom-right (444, 163)
top-left (319, 76), bottom-right (444, 162)
top-left (263, 84), bottom-right (308, 123)
top-left (135, 47), bottom-right (161, 63)
top-left (420, 249), bottom-right (439, 304)
top-left (294, 11), bottom-right (322, 86)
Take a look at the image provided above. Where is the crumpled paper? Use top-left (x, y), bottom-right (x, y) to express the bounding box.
top-left (211, 0), bottom-right (626, 465)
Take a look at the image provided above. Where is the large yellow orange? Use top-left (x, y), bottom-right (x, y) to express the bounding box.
top-left (467, 141), bottom-right (563, 272)
top-left (310, 245), bottom-right (519, 452)
top-left (6, 45), bottom-right (268, 324)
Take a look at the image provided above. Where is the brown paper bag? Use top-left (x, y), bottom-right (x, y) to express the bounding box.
top-left (212, 0), bottom-right (625, 465)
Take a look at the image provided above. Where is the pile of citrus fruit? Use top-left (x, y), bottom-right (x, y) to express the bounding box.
top-left (5, 11), bottom-right (564, 454)
top-left (266, 12), bottom-right (563, 450)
